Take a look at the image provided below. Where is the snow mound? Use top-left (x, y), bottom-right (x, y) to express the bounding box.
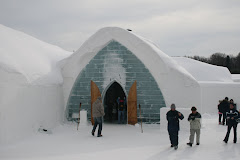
top-left (173, 57), bottom-right (233, 82)
top-left (0, 24), bottom-right (72, 85)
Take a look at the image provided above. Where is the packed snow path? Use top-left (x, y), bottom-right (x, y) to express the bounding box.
top-left (1, 115), bottom-right (240, 160)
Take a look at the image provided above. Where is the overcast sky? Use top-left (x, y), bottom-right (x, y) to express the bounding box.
top-left (1, 0), bottom-right (240, 56)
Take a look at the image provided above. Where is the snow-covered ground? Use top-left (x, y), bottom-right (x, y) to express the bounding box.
top-left (1, 114), bottom-right (240, 160)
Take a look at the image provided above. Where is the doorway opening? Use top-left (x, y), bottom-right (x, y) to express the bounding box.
top-left (103, 82), bottom-right (127, 123)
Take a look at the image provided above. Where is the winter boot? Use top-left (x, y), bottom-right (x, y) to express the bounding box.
top-left (171, 144), bottom-right (174, 147)
top-left (174, 145), bottom-right (178, 150)
top-left (187, 143), bottom-right (192, 147)
top-left (196, 143), bottom-right (200, 145)
top-left (91, 131), bottom-right (94, 136)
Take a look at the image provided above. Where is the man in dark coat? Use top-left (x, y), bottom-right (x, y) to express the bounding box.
top-left (223, 103), bottom-right (239, 143)
top-left (218, 100), bottom-right (224, 124)
top-left (218, 97), bottom-right (230, 125)
top-left (166, 104), bottom-right (184, 150)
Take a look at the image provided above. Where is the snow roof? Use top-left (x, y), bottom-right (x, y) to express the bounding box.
top-left (0, 24), bottom-right (72, 85)
top-left (173, 57), bottom-right (233, 82)
top-left (63, 27), bottom-right (197, 83)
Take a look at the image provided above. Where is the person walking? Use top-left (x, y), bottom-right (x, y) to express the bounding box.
top-left (166, 104), bottom-right (184, 150)
top-left (187, 107), bottom-right (202, 147)
top-left (223, 103), bottom-right (239, 143)
top-left (91, 96), bottom-right (105, 137)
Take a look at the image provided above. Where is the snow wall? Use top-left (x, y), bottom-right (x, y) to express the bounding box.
top-left (173, 57), bottom-right (240, 114)
top-left (200, 82), bottom-right (240, 113)
top-left (0, 70), bottom-right (64, 144)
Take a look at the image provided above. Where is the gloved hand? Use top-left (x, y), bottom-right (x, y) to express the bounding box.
top-left (191, 116), bottom-right (195, 120)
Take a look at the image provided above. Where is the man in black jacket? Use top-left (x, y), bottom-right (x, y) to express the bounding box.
top-left (223, 103), bottom-right (239, 143)
top-left (218, 97), bottom-right (230, 125)
top-left (166, 104), bottom-right (184, 150)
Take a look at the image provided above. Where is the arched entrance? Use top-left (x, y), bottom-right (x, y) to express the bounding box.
top-left (103, 82), bottom-right (127, 123)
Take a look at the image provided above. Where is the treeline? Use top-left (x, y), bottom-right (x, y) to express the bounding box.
top-left (186, 52), bottom-right (240, 74)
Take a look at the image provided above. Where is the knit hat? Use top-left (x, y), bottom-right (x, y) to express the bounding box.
top-left (170, 104), bottom-right (176, 109)
top-left (191, 106), bottom-right (197, 111)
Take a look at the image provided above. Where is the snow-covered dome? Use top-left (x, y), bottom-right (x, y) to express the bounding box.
top-left (0, 24), bottom-right (72, 85)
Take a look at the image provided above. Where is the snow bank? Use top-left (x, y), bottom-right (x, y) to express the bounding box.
top-left (0, 24), bottom-right (71, 144)
top-left (0, 24), bottom-right (72, 85)
top-left (173, 57), bottom-right (233, 82)
top-left (0, 85), bottom-right (64, 144)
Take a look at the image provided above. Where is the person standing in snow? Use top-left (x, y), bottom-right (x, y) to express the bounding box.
top-left (218, 97), bottom-right (230, 125)
top-left (223, 103), bottom-right (239, 143)
top-left (91, 96), bottom-right (105, 137)
top-left (187, 107), bottom-right (201, 147)
top-left (166, 104), bottom-right (184, 150)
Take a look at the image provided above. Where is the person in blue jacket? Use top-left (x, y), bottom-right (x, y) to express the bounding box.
top-left (223, 103), bottom-right (239, 143)
top-left (166, 104), bottom-right (184, 150)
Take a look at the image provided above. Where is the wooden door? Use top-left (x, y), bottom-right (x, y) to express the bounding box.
top-left (91, 80), bottom-right (101, 125)
top-left (127, 81), bottom-right (137, 125)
